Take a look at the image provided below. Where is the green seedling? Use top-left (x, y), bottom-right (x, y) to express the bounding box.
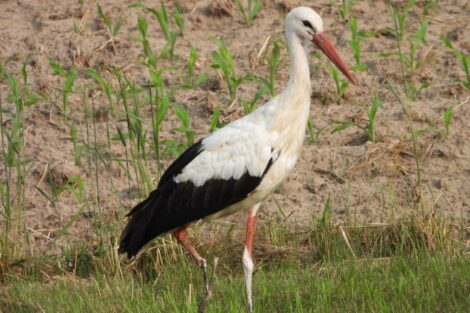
top-left (236, 0), bottom-right (263, 26)
top-left (49, 59), bottom-right (78, 117)
top-left (423, 0), bottom-right (438, 16)
top-left (147, 3), bottom-right (177, 61)
top-left (86, 69), bottom-right (114, 111)
top-left (210, 106), bottom-right (223, 132)
top-left (306, 118), bottom-right (326, 144)
top-left (97, 4), bottom-right (125, 53)
top-left (327, 63), bottom-right (349, 103)
top-left (443, 106), bottom-right (454, 137)
top-left (241, 40), bottom-right (282, 113)
top-left (393, 0), bottom-right (416, 40)
top-left (241, 85), bottom-right (270, 114)
top-left (70, 123), bottom-right (82, 166)
top-left (172, 103), bottom-right (194, 146)
top-left (211, 38), bottom-right (243, 101)
top-left (348, 17), bottom-right (367, 71)
top-left (388, 5), bottom-right (429, 100)
top-left (148, 69), bottom-right (170, 177)
top-left (136, 16), bottom-right (157, 69)
top-left (114, 73), bottom-right (153, 195)
top-left (404, 20), bottom-right (428, 74)
top-left (266, 40), bottom-right (281, 95)
top-left (185, 47), bottom-right (207, 88)
top-left (332, 96), bottom-right (382, 143)
top-left (338, 0), bottom-right (356, 22)
top-left (442, 37), bottom-right (470, 91)
top-left (173, 7), bottom-right (184, 35)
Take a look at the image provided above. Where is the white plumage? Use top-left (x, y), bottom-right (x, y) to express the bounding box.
top-left (119, 7), bottom-right (356, 312)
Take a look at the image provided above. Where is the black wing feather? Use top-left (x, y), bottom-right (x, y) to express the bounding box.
top-left (118, 141), bottom-right (275, 258)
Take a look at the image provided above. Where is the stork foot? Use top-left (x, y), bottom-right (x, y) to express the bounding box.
top-left (197, 257), bottom-right (218, 313)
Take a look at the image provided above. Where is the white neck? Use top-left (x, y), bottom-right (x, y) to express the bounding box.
top-left (263, 32), bottom-right (312, 154)
top-left (285, 33), bottom-right (311, 95)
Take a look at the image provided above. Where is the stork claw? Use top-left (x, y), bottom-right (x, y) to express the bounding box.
top-left (197, 257), bottom-right (218, 313)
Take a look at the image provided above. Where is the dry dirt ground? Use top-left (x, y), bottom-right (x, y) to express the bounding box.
top-left (0, 0), bottom-right (469, 252)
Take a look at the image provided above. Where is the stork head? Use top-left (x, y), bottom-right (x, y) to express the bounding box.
top-left (286, 7), bottom-right (356, 84)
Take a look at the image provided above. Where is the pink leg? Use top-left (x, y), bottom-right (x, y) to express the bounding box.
top-left (243, 204), bottom-right (260, 312)
top-left (173, 225), bottom-right (211, 304)
top-left (173, 226), bottom-right (205, 267)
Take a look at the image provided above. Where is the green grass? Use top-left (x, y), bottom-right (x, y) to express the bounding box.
top-left (2, 249), bottom-right (469, 312)
top-left (1, 215), bottom-right (468, 312)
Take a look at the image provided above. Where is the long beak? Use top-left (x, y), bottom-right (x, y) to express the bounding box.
top-left (312, 32), bottom-right (357, 85)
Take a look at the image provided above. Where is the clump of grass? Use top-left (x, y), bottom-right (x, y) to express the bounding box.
top-left (1, 69), bottom-right (38, 260)
top-left (236, 0), bottom-right (263, 26)
top-left (327, 63), bottom-right (349, 103)
top-left (442, 37), bottom-right (470, 91)
top-left (332, 96), bottom-right (383, 143)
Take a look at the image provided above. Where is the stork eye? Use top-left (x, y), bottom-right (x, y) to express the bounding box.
top-left (302, 20), bottom-right (314, 30)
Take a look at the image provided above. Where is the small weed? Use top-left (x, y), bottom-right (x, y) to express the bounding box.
top-left (389, 4), bottom-right (430, 100)
top-left (210, 107), bottom-right (223, 132)
top-left (146, 3), bottom-right (178, 61)
top-left (327, 63), bottom-right (349, 103)
top-left (184, 47), bottom-right (207, 89)
top-left (241, 84), bottom-right (269, 114)
top-left (442, 106), bottom-right (453, 137)
top-left (423, 0), bottom-right (438, 16)
top-left (86, 69), bottom-right (114, 111)
top-left (306, 118), bottom-right (326, 144)
top-left (332, 96), bottom-right (382, 143)
top-left (236, 0), bottom-right (263, 26)
top-left (211, 38), bottom-right (243, 102)
top-left (136, 15), bottom-right (157, 69)
top-left (97, 4), bottom-right (125, 54)
top-left (266, 40), bottom-right (281, 95)
top-left (348, 17), bottom-right (367, 72)
top-left (70, 123), bottom-right (82, 166)
top-left (337, 0), bottom-right (356, 23)
top-left (171, 103), bottom-right (194, 147)
top-left (404, 20), bottom-right (428, 74)
top-left (49, 59), bottom-right (78, 117)
top-left (442, 37), bottom-right (470, 91)
top-left (173, 7), bottom-right (184, 35)
top-left (393, 0), bottom-right (416, 40)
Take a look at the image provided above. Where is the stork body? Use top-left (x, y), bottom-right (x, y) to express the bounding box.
top-left (119, 7), bottom-right (355, 312)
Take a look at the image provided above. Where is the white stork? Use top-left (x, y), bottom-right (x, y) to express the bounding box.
top-left (119, 6), bottom-right (355, 311)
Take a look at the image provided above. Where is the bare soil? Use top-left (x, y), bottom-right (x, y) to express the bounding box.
top-left (0, 0), bottom-right (469, 252)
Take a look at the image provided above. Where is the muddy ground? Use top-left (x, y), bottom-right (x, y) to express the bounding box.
top-left (0, 0), bottom-right (469, 252)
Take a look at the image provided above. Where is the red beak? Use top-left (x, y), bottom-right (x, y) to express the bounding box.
top-left (312, 32), bottom-right (357, 85)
